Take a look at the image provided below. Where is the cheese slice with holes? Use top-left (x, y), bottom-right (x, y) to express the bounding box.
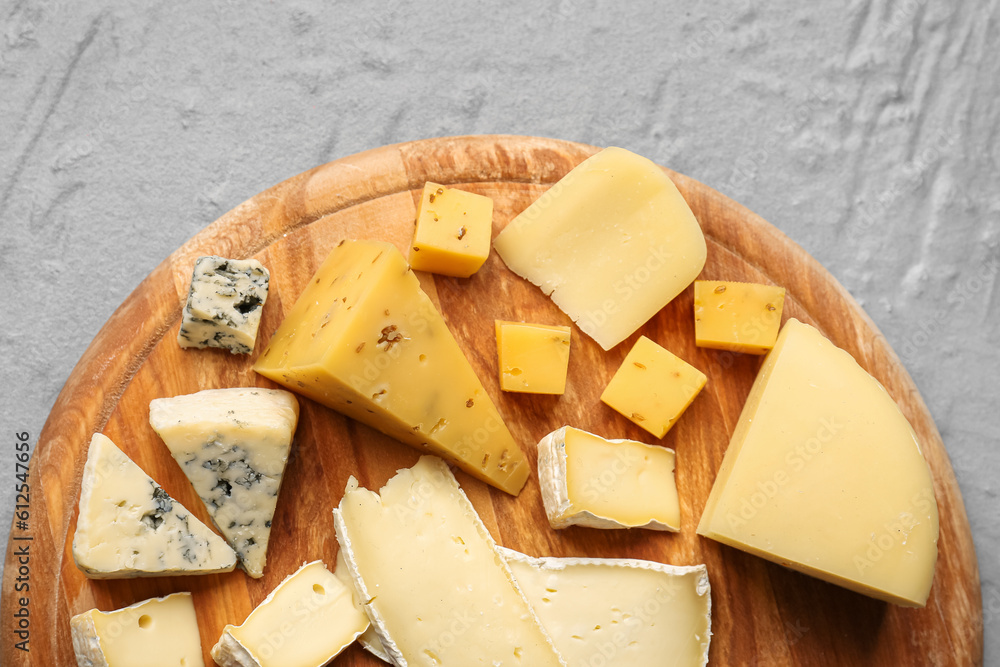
top-left (70, 592), bottom-right (204, 667)
top-left (149, 387), bottom-right (299, 578)
top-left (254, 240), bottom-right (528, 495)
top-left (211, 560), bottom-right (368, 667)
top-left (72, 434), bottom-right (237, 578)
top-left (498, 548), bottom-right (712, 667)
top-left (333, 456), bottom-right (566, 666)
top-left (538, 426), bottom-right (680, 531)
top-left (697, 319), bottom-right (939, 607)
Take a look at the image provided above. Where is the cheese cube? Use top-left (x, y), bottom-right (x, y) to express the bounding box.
top-left (495, 320), bottom-right (571, 394)
top-left (538, 426), bottom-right (680, 531)
top-left (698, 319), bottom-right (939, 607)
top-left (493, 147), bottom-right (707, 350)
top-left (212, 561), bottom-right (368, 667)
top-left (254, 240), bottom-right (529, 496)
top-left (408, 182), bottom-right (493, 277)
top-left (694, 280), bottom-right (785, 354)
top-left (600, 336), bottom-right (706, 438)
top-left (71, 593), bottom-right (205, 667)
top-left (178, 255), bottom-right (270, 354)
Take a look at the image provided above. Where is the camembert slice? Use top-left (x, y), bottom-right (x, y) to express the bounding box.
top-left (72, 434), bottom-right (237, 578)
top-left (333, 456), bottom-right (566, 666)
top-left (538, 426), bottom-right (680, 531)
top-left (697, 319), bottom-right (939, 607)
top-left (149, 388), bottom-right (299, 578)
top-left (498, 548), bottom-right (711, 667)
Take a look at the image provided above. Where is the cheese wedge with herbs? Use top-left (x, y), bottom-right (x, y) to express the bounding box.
top-left (538, 426), bottom-right (680, 531)
top-left (148, 388), bottom-right (299, 578)
top-left (211, 560), bottom-right (367, 667)
top-left (408, 182), bottom-right (493, 278)
top-left (72, 434), bottom-right (237, 578)
top-left (254, 239), bottom-right (529, 495)
top-left (698, 319), bottom-right (939, 607)
top-left (498, 548), bottom-right (712, 667)
top-left (333, 456), bottom-right (566, 666)
top-left (178, 255), bottom-right (270, 354)
top-left (71, 593), bottom-right (204, 667)
top-left (493, 147), bottom-right (707, 350)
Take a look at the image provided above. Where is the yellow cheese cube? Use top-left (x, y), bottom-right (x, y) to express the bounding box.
top-left (254, 240), bottom-right (529, 496)
top-left (694, 280), bottom-right (786, 354)
top-left (600, 336), bottom-right (706, 438)
top-left (495, 321), bottom-right (571, 394)
top-left (408, 182), bottom-right (493, 278)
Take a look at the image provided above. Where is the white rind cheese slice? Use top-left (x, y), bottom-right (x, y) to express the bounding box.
top-left (148, 388), bottom-right (299, 578)
top-left (211, 560), bottom-right (368, 667)
top-left (538, 426), bottom-right (680, 531)
top-left (70, 592), bottom-right (205, 667)
top-left (496, 548), bottom-right (712, 667)
top-left (178, 255), bottom-right (270, 354)
top-left (333, 456), bottom-right (566, 667)
top-left (72, 434), bottom-right (237, 578)
top-left (332, 551), bottom-right (396, 664)
top-left (697, 318), bottom-right (939, 607)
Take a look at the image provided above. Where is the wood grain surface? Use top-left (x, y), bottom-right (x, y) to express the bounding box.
top-left (1, 135), bottom-right (983, 666)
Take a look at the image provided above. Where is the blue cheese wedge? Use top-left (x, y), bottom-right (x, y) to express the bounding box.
top-left (498, 548), bottom-right (712, 667)
top-left (72, 434), bottom-right (237, 578)
top-left (149, 388), bottom-right (299, 579)
top-left (333, 456), bottom-right (566, 667)
top-left (71, 592), bottom-right (205, 667)
top-left (211, 560), bottom-right (368, 667)
top-left (178, 255), bottom-right (270, 354)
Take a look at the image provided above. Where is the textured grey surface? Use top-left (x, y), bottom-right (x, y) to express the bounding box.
top-left (1, 0), bottom-right (997, 659)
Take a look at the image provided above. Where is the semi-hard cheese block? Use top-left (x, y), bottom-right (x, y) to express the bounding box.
top-left (71, 593), bottom-right (204, 667)
top-left (601, 336), bottom-right (707, 438)
top-left (698, 319), bottom-right (939, 607)
top-left (497, 548), bottom-right (711, 667)
top-left (333, 456), bottom-right (566, 667)
top-left (693, 280), bottom-right (785, 354)
top-left (148, 388), bottom-right (299, 578)
top-left (493, 147), bottom-right (707, 350)
top-left (408, 182), bottom-right (493, 277)
top-left (254, 240), bottom-right (528, 495)
top-left (495, 320), bottom-right (572, 394)
top-left (72, 434), bottom-right (237, 578)
top-left (538, 426), bottom-right (680, 531)
top-left (211, 560), bottom-right (367, 667)
top-left (178, 255), bottom-right (270, 354)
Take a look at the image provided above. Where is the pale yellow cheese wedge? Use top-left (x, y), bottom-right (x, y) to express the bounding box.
top-left (254, 240), bottom-right (528, 495)
top-left (493, 147), bottom-right (706, 350)
top-left (698, 318), bottom-right (939, 607)
top-left (70, 593), bottom-right (204, 667)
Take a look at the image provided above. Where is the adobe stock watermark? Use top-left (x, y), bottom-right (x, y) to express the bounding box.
top-left (725, 416), bottom-right (844, 530)
top-left (853, 487), bottom-right (935, 576)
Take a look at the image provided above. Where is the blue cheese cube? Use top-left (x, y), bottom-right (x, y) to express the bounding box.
top-left (178, 256), bottom-right (270, 354)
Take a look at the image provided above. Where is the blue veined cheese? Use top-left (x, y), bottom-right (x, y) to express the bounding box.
top-left (71, 593), bottom-right (205, 667)
top-left (72, 434), bottom-right (237, 578)
top-left (149, 388), bottom-right (299, 579)
top-left (497, 548), bottom-right (712, 667)
top-left (178, 256), bottom-right (270, 354)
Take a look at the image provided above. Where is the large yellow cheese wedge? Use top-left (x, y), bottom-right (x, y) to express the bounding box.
top-left (493, 147), bottom-right (707, 350)
top-left (697, 319), bottom-right (939, 607)
top-left (254, 240), bottom-right (529, 495)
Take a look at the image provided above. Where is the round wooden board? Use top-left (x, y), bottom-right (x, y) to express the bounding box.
top-left (2, 136), bottom-right (983, 666)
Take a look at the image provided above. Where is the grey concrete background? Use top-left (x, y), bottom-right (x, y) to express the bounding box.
top-left (1, 0), bottom-right (997, 660)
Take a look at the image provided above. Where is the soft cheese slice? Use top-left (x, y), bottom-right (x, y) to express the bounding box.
top-left (333, 456), bottom-right (566, 667)
top-left (72, 434), bottom-right (237, 578)
top-left (148, 388), bottom-right (299, 578)
top-left (538, 426), bottom-right (680, 531)
top-left (333, 550), bottom-right (395, 664)
top-left (497, 548), bottom-right (711, 667)
top-left (211, 560), bottom-right (368, 667)
top-left (697, 319), bottom-right (939, 607)
top-left (254, 240), bottom-right (528, 496)
top-left (493, 147), bottom-right (707, 350)
top-left (71, 592), bottom-right (204, 667)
